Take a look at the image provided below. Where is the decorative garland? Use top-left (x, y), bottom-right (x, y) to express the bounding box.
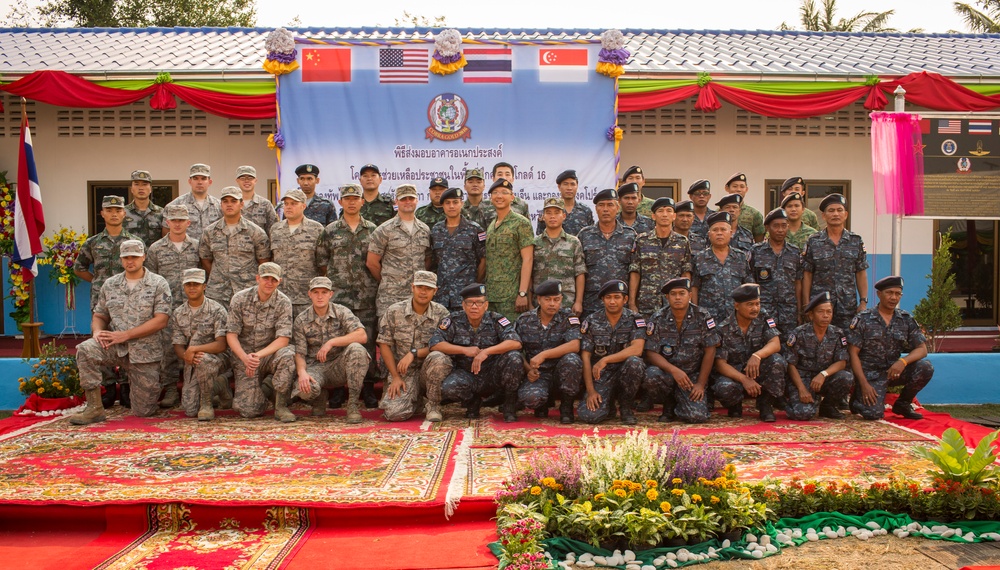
top-left (263, 28), bottom-right (299, 76)
top-left (596, 29), bottom-right (629, 78)
top-left (430, 29), bottom-right (467, 76)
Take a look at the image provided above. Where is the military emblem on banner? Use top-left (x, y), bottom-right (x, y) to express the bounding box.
top-left (426, 93), bottom-right (471, 142)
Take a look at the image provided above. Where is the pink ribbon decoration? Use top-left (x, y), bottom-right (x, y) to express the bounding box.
top-left (870, 112), bottom-right (925, 216)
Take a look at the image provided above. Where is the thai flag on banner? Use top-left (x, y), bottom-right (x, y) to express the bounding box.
top-left (968, 120), bottom-right (993, 134)
top-left (463, 47), bottom-right (512, 83)
top-left (379, 48), bottom-right (429, 83)
top-left (13, 113), bottom-right (45, 282)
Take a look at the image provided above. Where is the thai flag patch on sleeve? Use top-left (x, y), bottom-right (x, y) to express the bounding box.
top-left (498, 316), bottom-right (511, 327)
top-left (841, 336), bottom-right (848, 346)
top-left (706, 318), bottom-right (716, 329)
top-left (766, 317), bottom-right (776, 328)
top-left (635, 318), bottom-right (646, 328)
top-left (478, 232), bottom-right (487, 241)
top-left (568, 316), bottom-right (580, 325)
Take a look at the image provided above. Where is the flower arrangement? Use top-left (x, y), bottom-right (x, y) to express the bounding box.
top-left (38, 226), bottom-right (86, 310)
top-left (0, 171), bottom-right (30, 326)
top-left (596, 29), bottom-right (630, 78)
top-left (430, 29), bottom-right (467, 76)
top-left (18, 341), bottom-right (81, 399)
top-left (263, 28), bottom-right (299, 76)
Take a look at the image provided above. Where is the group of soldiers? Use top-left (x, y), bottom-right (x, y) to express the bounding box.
top-left (67, 162), bottom-right (933, 427)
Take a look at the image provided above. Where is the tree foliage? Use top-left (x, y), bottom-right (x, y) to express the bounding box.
top-left (954, 0), bottom-right (1000, 32)
top-left (4, 0), bottom-right (255, 27)
top-left (780, 0), bottom-right (898, 32)
top-left (913, 232), bottom-right (963, 353)
top-left (392, 11), bottom-right (447, 28)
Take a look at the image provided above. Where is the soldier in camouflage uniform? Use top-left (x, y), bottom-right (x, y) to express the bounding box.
top-left (484, 178), bottom-right (535, 321)
top-left (748, 208), bottom-right (802, 341)
top-left (578, 188), bottom-right (637, 317)
top-left (691, 212), bottom-right (752, 324)
top-left (430, 188), bottom-right (486, 312)
top-left (427, 283), bottom-right (524, 421)
top-left (145, 204), bottom-right (201, 408)
top-left (629, 197), bottom-right (692, 317)
top-left (123, 169), bottom-right (164, 248)
top-left (579, 280), bottom-right (646, 425)
top-left (226, 263), bottom-right (297, 421)
top-left (74, 195), bottom-right (139, 310)
top-left (712, 284), bottom-right (786, 422)
top-left (802, 193), bottom-right (869, 330)
top-left (292, 276), bottom-right (370, 423)
top-left (416, 177), bottom-right (448, 229)
top-left (673, 200), bottom-right (708, 253)
top-left (515, 279), bottom-right (582, 423)
top-left (716, 194), bottom-right (755, 253)
top-left (780, 191), bottom-right (818, 250)
top-left (617, 183), bottom-right (655, 236)
top-left (377, 271), bottom-right (450, 422)
top-left (620, 165), bottom-right (656, 218)
top-left (687, 179), bottom-right (715, 241)
top-left (270, 189), bottom-right (324, 318)
top-left (847, 276), bottom-right (933, 421)
top-left (199, 186), bottom-right (270, 308)
top-left (71, 240), bottom-right (171, 425)
top-left (235, 165), bottom-right (278, 235)
top-left (532, 197), bottom-right (586, 314)
top-left (292, 164), bottom-right (338, 226)
top-left (534, 169), bottom-right (594, 236)
top-left (643, 278), bottom-right (719, 423)
top-left (357, 163), bottom-right (396, 228)
top-left (162, 164), bottom-right (222, 241)
top-left (784, 291), bottom-right (853, 421)
top-left (461, 168), bottom-right (495, 229)
top-left (781, 177), bottom-right (820, 231)
top-left (491, 162), bottom-right (531, 219)
top-left (367, 184), bottom-right (432, 318)
top-left (725, 173), bottom-right (765, 242)
top-left (170, 268), bottom-right (232, 421)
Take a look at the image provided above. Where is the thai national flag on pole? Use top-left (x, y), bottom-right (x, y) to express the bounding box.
top-left (13, 111), bottom-right (45, 282)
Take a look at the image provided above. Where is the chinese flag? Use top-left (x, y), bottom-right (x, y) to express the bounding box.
top-left (301, 48), bottom-right (351, 82)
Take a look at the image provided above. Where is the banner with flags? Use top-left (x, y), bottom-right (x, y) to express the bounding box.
top-left (13, 111), bottom-right (45, 282)
top-left (277, 43), bottom-right (616, 223)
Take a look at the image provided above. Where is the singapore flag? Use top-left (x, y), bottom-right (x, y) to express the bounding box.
top-left (538, 48), bottom-right (589, 82)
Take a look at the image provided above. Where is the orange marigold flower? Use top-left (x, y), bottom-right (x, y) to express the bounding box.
top-left (530, 486), bottom-right (541, 495)
top-left (660, 501), bottom-right (671, 513)
top-left (691, 494), bottom-right (702, 503)
top-left (646, 489), bottom-right (659, 501)
top-left (672, 478), bottom-right (683, 485)
top-left (671, 489), bottom-right (685, 496)
top-left (614, 489), bottom-right (627, 498)
top-left (710, 496), bottom-right (721, 504)
top-left (645, 480), bottom-right (658, 488)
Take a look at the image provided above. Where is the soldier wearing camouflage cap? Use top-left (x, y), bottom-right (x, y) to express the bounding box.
top-left (199, 187), bottom-right (271, 309)
top-left (533, 196), bottom-right (586, 314)
top-left (124, 170), bottom-right (164, 248)
top-left (461, 167), bottom-right (495, 229)
top-left (161, 164), bottom-right (222, 241)
top-left (270, 188), bottom-right (324, 319)
top-left (235, 165), bottom-right (278, 235)
top-left (416, 177), bottom-right (448, 229)
top-left (354, 163), bottom-right (395, 228)
top-left (367, 184), bottom-right (432, 318)
top-left (535, 169), bottom-right (594, 237)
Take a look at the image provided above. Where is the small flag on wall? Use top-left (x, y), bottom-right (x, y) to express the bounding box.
top-left (301, 48), bottom-right (352, 82)
top-left (379, 48), bottom-right (429, 84)
top-left (464, 47), bottom-right (512, 83)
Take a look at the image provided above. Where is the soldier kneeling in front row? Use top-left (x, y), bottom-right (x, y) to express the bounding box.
top-left (784, 291), bottom-right (853, 420)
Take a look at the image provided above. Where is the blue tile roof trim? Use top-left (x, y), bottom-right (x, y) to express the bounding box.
top-left (2, 27), bottom-right (1000, 78)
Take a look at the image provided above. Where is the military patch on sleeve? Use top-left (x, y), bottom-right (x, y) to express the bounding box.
top-left (861, 241), bottom-right (867, 253)
top-left (438, 317), bottom-right (451, 330)
top-left (634, 318), bottom-right (646, 328)
top-left (849, 315), bottom-right (860, 330)
top-left (568, 316), bottom-right (580, 326)
top-left (786, 333), bottom-right (796, 347)
top-left (766, 317), bottom-right (776, 329)
top-left (841, 336), bottom-right (848, 346)
top-left (580, 321), bottom-right (589, 334)
top-left (498, 316), bottom-right (511, 327)
top-left (478, 232), bottom-right (487, 241)
top-left (646, 322), bottom-right (655, 335)
top-left (706, 318), bottom-right (716, 329)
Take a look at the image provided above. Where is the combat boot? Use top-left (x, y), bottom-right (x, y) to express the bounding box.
top-left (70, 388), bottom-right (107, 425)
top-left (818, 400), bottom-right (844, 419)
top-left (533, 406), bottom-right (549, 418)
top-left (559, 399), bottom-right (574, 424)
top-left (891, 400), bottom-right (924, 420)
top-left (502, 393), bottom-right (518, 423)
top-left (658, 395), bottom-right (676, 423)
top-left (619, 396), bottom-right (637, 425)
top-left (119, 382), bottom-right (131, 409)
top-left (635, 391), bottom-right (654, 413)
top-left (361, 381), bottom-right (379, 409)
top-left (101, 383), bottom-right (117, 409)
top-left (345, 388), bottom-right (363, 423)
top-left (197, 381), bottom-right (214, 421)
top-left (311, 389), bottom-right (329, 417)
top-left (464, 396), bottom-right (482, 419)
top-left (215, 376), bottom-right (233, 410)
top-left (160, 383), bottom-right (180, 408)
top-left (425, 401), bottom-right (443, 422)
top-left (757, 394), bottom-right (776, 423)
top-left (274, 391), bottom-right (296, 423)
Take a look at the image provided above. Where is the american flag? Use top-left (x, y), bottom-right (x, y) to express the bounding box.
top-left (938, 120), bottom-right (962, 134)
top-left (379, 48), bottom-right (429, 83)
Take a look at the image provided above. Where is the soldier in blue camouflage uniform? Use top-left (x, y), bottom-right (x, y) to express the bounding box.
top-left (687, 179), bottom-right (715, 241)
top-left (802, 193), bottom-right (869, 330)
top-left (461, 168), bottom-right (495, 229)
top-left (725, 172), bottom-right (765, 242)
top-left (620, 165), bottom-right (656, 218)
top-left (427, 283), bottom-right (524, 421)
top-left (162, 164), bottom-right (222, 241)
top-left (123, 169), bottom-right (164, 248)
top-left (691, 212), bottom-right (752, 324)
top-left (673, 200), bottom-right (708, 253)
top-left (534, 169), bottom-right (594, 236)
top-left (712, 284), bottom-right (786, 422)
top-left (780, 191), bottom-right (818, 250)
top-left (532, 197), bottom-right (586, 314)
top-left (515, 280), bottom-right (582, 423)
top-left (357, 163), bottom-right (396, 228)
top-left (199, 186), bottom-right (271, 308)
top-left (716, 194), bottom-right (755, 253)
top-left (579, 280), bottom-right (646, 425)
top-left (643, 278), bottom-right (719, 423)
top-left (617, 183), bottom-right (655, 235)
top-left (847, 276), bottom-right (933, 421)
top-left (430, 188), bottom-right (486, 312)
top-left (416, 177), bottom-right (448, 229)
top-left (235, 166), bottom-right (278, 235)
top-left (749, 208), bottom-right (802, 341)
top-left (629, 197), bottom-right (692, 317)
top-left (290, 164), bottom-right (337, 226)
top-left (784, 292), bottom-right (854, 420)
top-left (578, 188), bottom-right (637, 317)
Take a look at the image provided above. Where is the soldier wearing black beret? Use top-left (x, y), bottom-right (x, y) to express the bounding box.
top-left (672, 200), bottom-right (708, 252)
top-left (620, 165), bottom-right (655, 217)
top-left (691, 211), bottom-right (752, 324)
top-left (687, 179), bottom-right (714, 240)
top-left (780, 177), bottom-right (820, 231)
top-left (416, 177), bottom-right (449, 228)
top-left (617, 182), bottom-right (654, 236)
top-left (577, 189), bottom-right (638, 317)
top-left (748, 207), bottom-right (803, 343)
top-left (724, 172), bottom-right (765, 242)
top-left (355, 163), bottom-right (396, 228)
top-left (715, 194), bottom-right (754, 253)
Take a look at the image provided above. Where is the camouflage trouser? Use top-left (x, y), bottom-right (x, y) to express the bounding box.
top-left (160, 325), bottom-right (180, 387)
top-left (851, 360), bottom-right (934, 421)
top-left (831, 303), bottom-right (857, 332)
top-left (517, 353), bottom-right (583, 411)
top-left (179, 354), bottom-right (230, 417)
top-left (77, 339), bottom-right (161, 417)
top-left (577, 356), bottom-right (645, 424)
top-left (231, 346), bottom-right (296, 418)
top-left (440, 351), bottom-right (524, 406)
top-left (771, 307), bottom-right (798, 344)
top-left (711, 354), bottom-right (787, 409)
top-left (293, 343), bottom-right (370, 401)
top-left (581, 291), bottom-right (602, 320)
top-left (353, 308), bottom-right (378, 379)
top-left (490, 299), bottom-right (522, 323)
top-left (784, 369), bottom-right (854, 420)
top-left (644, 365), bottom-right (710, 424)
top-left (379, 358), bottom-right (440, 422)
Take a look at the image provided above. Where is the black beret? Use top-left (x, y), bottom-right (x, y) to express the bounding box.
top-left (460, 283), bottom-right (487, 298)
top-left (819, 193), bottom-right (847, 212)
top-left (687, 179), bottom-right (711, 194)
top-left (780, 192), bottom-right (805, 208)
top-left (875, 276), bottom-right (904, 291)
top-left (441, 188), bottom-right (464, 202)
top-left (621, 165), bottom-right (643, 180)
top-left (661, 277), bottom-right (691, 294)
top-left (731, 283), bottom-right (761, 302)
top-left (715, 194), bottom-right (743, 209)
top-left (429, 177), bottom-right (448, 189)
top-left (652, 197), bottom-right (675, 212)
top-left (295, 164), bottom-right (320, 176)
top-left (706, 211), bottom-right (732, 227)
top-left (534, 279), bottom-right (563, 297)
top-left (359, 164), bottom-right (379, 175)
top-left (556, 169), bottom-right (578, 184)
top-left (764, 208), bottom-right (788, 226)
top-left (674, 200), bottom-right (694, 213)
top-left (617, 182), bottom-right (640, 196)
top-left (593, 188), bottom-right (619, 204)
top-left (725, 172), bottom-right (747, 187)
top-left (598, 279), bottom-right (628, 298)
top-left (804, 291), bottom-right (833, 313)
top-left (781, 177), bottom-right (804, 193)
top-left (489, 178), bottom-right (514, 193)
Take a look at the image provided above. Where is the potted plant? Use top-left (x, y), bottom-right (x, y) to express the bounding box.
top-left (16, 341), bottom-right (83, 415)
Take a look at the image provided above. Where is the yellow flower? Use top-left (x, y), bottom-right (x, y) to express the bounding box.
top-left (530, 486), bottom-right (541, 496)
top-left (36, 387), bottom-right (43, 394)
top-left (691, 494), bottom-right (702, 503)
top-left (646, 489), bottom-right (659, 501)
top-left (594, 493), bottom-right (604, 501)
top-left (711, 496), bottom-right (721, 504)
top-left (34, 379), bottom-right (43, 386)
top-left (672, 478), bottom-right (682, 485)
top-left (671, 489), bottom-right (684, 496)
top-left (660, 501), bottom-right (671, 513)
top-left (614, 489), bottom-right (627, 498)
top-left (645, 480), bottom-right (657, 488)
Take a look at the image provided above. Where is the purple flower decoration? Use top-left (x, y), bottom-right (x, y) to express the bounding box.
top-left (606, 125), bottom-right (617, 141)
top-left (273, 131), bottom-right (285, 149)
top-left (268, 50), bottom-right (297, 64)
top-left (598, 48), bottom-right (630, 66)
top-left (433, 51), bottom-right (463, 65)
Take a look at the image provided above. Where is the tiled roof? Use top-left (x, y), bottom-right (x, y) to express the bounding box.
top-left (1, 27), bottom-right (999, 79)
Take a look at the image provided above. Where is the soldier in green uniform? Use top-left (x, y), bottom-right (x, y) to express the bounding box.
top-left (461, 167), bottom-right (494, 229)
top-left (357, 163), bottom-right (396, 228)
top-left (123, 169), bottom-right (163, 248)
top-left (292, 164), bottom-right (337, 226)
top-left (620, 165), bottom-right (655, 217)
top-left (416, 177), bottom-right (448, 228)
top-left (484, 178), bottom-right (535, 321)
top-left (725, 172), bottom-right (764, 242)
top-left (532, 197), bottom-right (586, 314)
top-left (781, 191), bottom-right (818, 250)
top-left (629, 197), bottom-right (692, 317)
top-left (781, 177), bottom-right (820, 230)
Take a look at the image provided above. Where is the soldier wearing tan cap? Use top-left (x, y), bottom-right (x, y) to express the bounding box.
top-left (236, 165), bottom-right (278, 235)
top-left (162, 164), bottom-right (222, 241)
top-left (199, 186), bottom-right (270, 308)
top-left (270, 189), bottom-right (324, 319)
top-left (367, 184), bottom-right (432, 318)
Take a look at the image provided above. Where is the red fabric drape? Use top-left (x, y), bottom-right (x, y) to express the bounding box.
top-left (712, 83), bottom-right (872, 118)
top-left (166, 83), bottom-right (276, 120)
top-left (617, 84), bottom-right (700, 112)
top-left (877, 71), bottom-right (1000, 112)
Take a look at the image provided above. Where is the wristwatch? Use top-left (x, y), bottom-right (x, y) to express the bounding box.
top-left (410, 349), bottom-right (418, 357)
top-left (820, 370), bottom-right (829, 378)
top-left (518, 291), bottom-right (527, 298)
top-left (859, 297), bottom-right (868, 303)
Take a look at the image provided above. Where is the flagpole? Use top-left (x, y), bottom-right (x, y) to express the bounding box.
top-left (19, 97), bottom-right (41, 358)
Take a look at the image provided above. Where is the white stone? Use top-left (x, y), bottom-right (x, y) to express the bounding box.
top-left (677, 552), bottom-right (689, 562)
top-left (837, 527), bottom-right (846, 537)
top-left (710, 552), bottom-right (720, 559)
top-left (898, 531), bottom-right (910, 538)
top-left (578, 553), bottom-right (592, 562)
top-left (767, 544), bottom-right (779, 553)
top-left (721, 539), bottom-right (730, 548)
top-left (746, 533), bottom-right (758, 543)
top-left (759, 535), bottom-right (771, 546)
top-left (825, 531), bottom-right (838, 539)
top-left (666, 552), bottom-right (677, 560)
top-left (858, 533), bottom-right (870, 541)
top-left (624, 550), bottom-right (636, 562)
top-left (866, 521), bottom-right (880, 529)
top-left (708, 547), bottom-right (716, 555)
top-left (847, 526), bottom-right (858, 533)
top-left (941, 529), bottom-right (956, 538)
top-left (666, 560), bottom-right (678, 568)
top-left (751, 550), bottom-right (763, 559)
top-left (806, 534), bottom-right (819, 542)
top-left (792, 529), bottom-right (803, 538)
top-left (592, 556), bottom-right (607, 566)
top-left (931, 525), bottom-right (948, 533)
top-left (964, 532), bottom-right (976, 542)
top-left (653, 557), bottom-right (665, 565)
top-left (625, 564), bottom-right (640, 570)
top-left (642, 566), bottom-right (657, 570)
